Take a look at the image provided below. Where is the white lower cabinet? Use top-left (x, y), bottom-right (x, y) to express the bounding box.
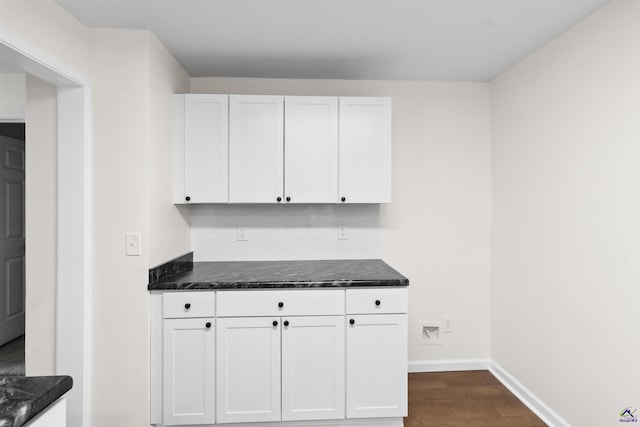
top-left (216, 317), bottom-right (281, 423)
top-left (163, 317), bottom-right (216, 425)
top-left (281, 315), bottom-right (345, 421)
top-left (346, 314), bottom-right (408, 418)
top-left (151, 288), bottom-right (406, 426)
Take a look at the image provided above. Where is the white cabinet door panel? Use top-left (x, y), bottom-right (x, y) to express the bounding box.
top-left (281, 315), bottom-right (345, 421)
top-left (163, 318), bottom-right (215, 425)
top-left (284, 96), bottom-right (338, 203)
top-left (346, 314), bottom-right (407, 419)
top-left (339, 97), bottom-right (392, 203)
top-left (175, 94), bottom-right (229, 203)
top-left (216, 317), bottom-right (281, 423)
top-left (229, 95), bottom-right (284, 203)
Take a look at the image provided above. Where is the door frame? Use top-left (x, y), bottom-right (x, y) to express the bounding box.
top-left (0, 27), bottom-right (91, 427)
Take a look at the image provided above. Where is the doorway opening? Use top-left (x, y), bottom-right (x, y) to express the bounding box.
top-left (0, 122), bottom-right (25, 376)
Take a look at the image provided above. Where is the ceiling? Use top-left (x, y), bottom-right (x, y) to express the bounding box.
top-left (54, 0), bottom-right (612, 81)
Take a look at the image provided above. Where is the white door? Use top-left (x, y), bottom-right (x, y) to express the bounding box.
top-left (284, 96), bottom-right (338, 203)
top-left (281, 315), bottom-right (345, 421)
top-left (216, 317), bottom-right (281, 423)
top-left (0, 134), bottom-right (25, 346)
top-left (339, 97), bottom-right (392, 203)
top-left (163, 318), bottom-right (215, 425)
top-left (229, 95), bottom-right (284, 203)
top-left (182, 94), bottom-right (229, 203)
top-left (346, 314), bottom-right (407, 419)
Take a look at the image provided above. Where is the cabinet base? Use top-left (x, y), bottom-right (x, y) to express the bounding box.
top-left (154, 417), bottom-right (404, 427)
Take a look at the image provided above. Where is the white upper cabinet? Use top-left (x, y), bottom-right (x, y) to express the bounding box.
top-left (229, 95), bottom-right (284, 203)
top-left (339, 97), bottom-right (392, 203)
top-left (284, 96), bottom-right (339, 203)
top-left (174, 94), bottom-right (392, 204)
top-left (174, 94), bottom-right (229, 203)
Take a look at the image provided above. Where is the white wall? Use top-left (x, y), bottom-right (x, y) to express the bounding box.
top-left (89, 28), bottom-right (191, 426)
top-left (0, 73), bottom-right (26, 119)
top-left (491, 0), bottom-right (640, 425)
top-left (25, 75), bottom-right (57, 375)
top-left (191, 77), bottom-right (492, 363)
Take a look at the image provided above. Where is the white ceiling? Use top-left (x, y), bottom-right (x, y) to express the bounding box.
top-left (54, 0), bottom-right (612, 81)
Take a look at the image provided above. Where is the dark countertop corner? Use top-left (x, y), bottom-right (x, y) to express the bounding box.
top-left (0, 375), bottom-right (72, 427)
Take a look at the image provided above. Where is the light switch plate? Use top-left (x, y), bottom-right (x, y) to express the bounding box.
top-left (126, 233), bottom-right (142, 256)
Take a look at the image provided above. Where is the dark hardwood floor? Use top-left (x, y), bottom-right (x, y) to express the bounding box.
top-left (405, 371), bottom-right (546, 426)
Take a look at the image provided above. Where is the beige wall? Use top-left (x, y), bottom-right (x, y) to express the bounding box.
top-left (192, 77), bottom-right (493, 363)
top-left (25, 75), bottom-right (58, 375)
top-left (0, 73), bottom-right (26, 117)
top-left (89, 29), bottom-right (191, 426)
top-left (491, 0), bottom-right (640, 425)
top-left (0, 0), bottom-right (88, 77)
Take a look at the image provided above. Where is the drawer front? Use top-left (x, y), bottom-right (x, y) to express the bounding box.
top-left (163, 291), bottom-right (216, 318)
top-left (346, 288), bottom-right (408, 314)
top-left (217, 289), bottom-right (344, 317)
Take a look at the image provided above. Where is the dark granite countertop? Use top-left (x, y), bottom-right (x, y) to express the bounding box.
top-left (0, 376), bottom-right (72, 427)
top-left (148, 257), bottom-right (409, 290)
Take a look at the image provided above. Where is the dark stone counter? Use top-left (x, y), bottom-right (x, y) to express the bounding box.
top-left (148, 256), bottom-right (409, 290)
top-left (0, 376), bottom-right (72, 427)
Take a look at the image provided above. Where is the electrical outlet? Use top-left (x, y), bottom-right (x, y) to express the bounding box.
top-left (443, 316), bottom-right (453, 333)
top-left (419, 322), bottom-right (442, 345)
top-left (125, 233), bottom-right (142, 256)
top-left (237, 226), bottom-right (248, 241)
top-left (337, 224), bottom-right (348, 240)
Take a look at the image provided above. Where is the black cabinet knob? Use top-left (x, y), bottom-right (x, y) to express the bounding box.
top-left (375, 300), bottom-right (381, 306)
top-left (185, 196), bottom-right (191, 202)
top-left (205, 322), bottom-right (211, 328)
top-left (349, 319), bottom-right (355, 325)
top-left (277, 196), bottom-right (282, 202)
top-left (284, 320), bottom-right (289, 327)
top-left (286, 196), bottom-right (291, 202)
top-left (341, 196), bottom-right (346, 202)
top-left (185, 303), bottom-right (191, 309)
top-left (278, 302), bottom-right (284, 308)
top-left (273, 320), bottom-right (278, 327)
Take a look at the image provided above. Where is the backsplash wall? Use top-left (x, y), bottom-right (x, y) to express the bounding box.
top-left (190, 204), bottom-right (380, 261)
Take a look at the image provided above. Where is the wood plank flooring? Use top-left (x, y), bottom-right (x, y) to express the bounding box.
top-left (405, 371), bottom-right (546, 426)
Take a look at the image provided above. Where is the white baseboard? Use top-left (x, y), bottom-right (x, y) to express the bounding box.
top-left (489, 361), bottom-right (569, 427)
top-left (408, 358), bottom-right (490, 373)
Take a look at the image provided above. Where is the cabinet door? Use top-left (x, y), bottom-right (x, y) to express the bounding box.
top-left (281, 316), bottom-right (345, 421)
top-left (216, 317), bottom-right (281, 423)
top-left (339, 97), bottom-right (392, 203)
top-left (175, 94), bottom-right (229, 203)
top-left (346, 314), bottom-right (407, 419)
top-left (163, 318), bottom-right (215, 425)
top-left (284, 96), bottom-right (338, 203)
top-left (229, 95), bottom-right (284, 203)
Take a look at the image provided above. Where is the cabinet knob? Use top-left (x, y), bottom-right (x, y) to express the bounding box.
top-left (349, 319), bottom-right (355, 325)
top-left (341, 196), bottom-right (346, 202)
top-left (185, 303), bottom-right (191, 309)
top-left (273, 320), bottom-right (278, 327)
top-left (205, 322), bottom-right (211, 329)
top-left (286, 196), bottom-right (291, 202)
top-left (278, 302), bottom-right (284, 308)
top-left (284, 320), bottom-right (289, 327)
top-left (185, 196), bottom-right (191, 202)
top-left (277, 196), bottom-right (282, 202)
top-left (375, 300), bottom-right (381, 306)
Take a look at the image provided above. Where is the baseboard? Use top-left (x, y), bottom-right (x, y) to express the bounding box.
top-left (489, 361), bottom-right (569, 427)
top-left (408, 358), bottom-right (490, 373)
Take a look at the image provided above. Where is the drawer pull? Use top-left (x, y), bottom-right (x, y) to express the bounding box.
top-left (272, 320), bottom-right (278, 327)
top-left (184, 303), bottom-right (191, 309)
top-left (375, 300), bottom-right (381, 306)
top-left (283, 320), bottom-right (290, 327)
top-left (349, 319), bottom-right (355, 325)
top-left (205, 322), bottom-right (211, 329)
top-left (278, 302), bottom-right (284, 308)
